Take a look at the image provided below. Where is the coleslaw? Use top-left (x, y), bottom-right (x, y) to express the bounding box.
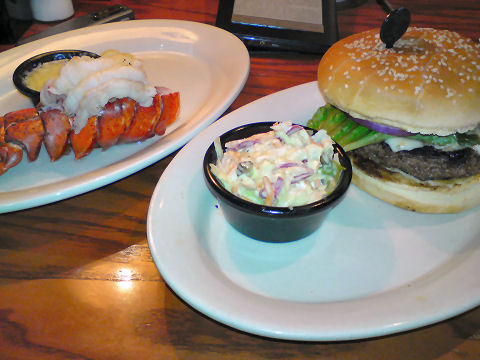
top-left (210, 121), bottom-right (343, 207)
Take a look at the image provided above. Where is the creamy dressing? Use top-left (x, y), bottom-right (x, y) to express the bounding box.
top-left (210, 122), bottom-right (343, 207)
top-left (39, 49), bottom-right (155, 133)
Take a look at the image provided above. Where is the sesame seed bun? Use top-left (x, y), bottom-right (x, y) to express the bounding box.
top-left (317, 27), bottom-right (480, 136)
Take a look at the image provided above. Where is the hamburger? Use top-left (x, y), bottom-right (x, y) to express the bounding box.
top-left (308, 27), bottom-right (480, 213)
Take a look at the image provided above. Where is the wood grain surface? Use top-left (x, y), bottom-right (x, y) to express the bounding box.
top-left (1, 1), bottom-right (479, 359)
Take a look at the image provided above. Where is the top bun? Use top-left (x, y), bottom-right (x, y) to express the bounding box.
top-left (317, 27), bottom-right (480, 136)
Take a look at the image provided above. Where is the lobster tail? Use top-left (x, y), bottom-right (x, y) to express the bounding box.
top-left (0, 89), bottom-right (180, 174)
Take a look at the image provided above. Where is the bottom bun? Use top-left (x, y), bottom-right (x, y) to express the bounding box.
top-left (350, 154), bottom-right (480, 213)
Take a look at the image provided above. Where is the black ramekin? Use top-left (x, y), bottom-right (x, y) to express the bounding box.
top-left (203, 122), bottom-right (352, 243)
top-left (13, 49), bottom-right (99, 106)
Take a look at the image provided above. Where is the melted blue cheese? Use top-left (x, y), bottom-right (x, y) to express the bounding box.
top-left (385, 137), bottom-right (424, 152)
top-left (385, 136), bottom-right (477, 153)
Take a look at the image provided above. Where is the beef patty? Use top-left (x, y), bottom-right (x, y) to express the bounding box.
top-left (349, 143), bottom-right (480, 181)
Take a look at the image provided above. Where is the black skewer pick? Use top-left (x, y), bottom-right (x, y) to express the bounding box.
top-left (376, 0), bottom-right (411, 48)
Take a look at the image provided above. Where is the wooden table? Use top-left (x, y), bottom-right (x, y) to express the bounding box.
top-left (1, 1), bottom-right (479, 359)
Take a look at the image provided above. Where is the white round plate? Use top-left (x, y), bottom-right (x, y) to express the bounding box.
top-left (0, 20), bottom-right (249, 213)
top-left (147, 81), bottom-right (480, 341)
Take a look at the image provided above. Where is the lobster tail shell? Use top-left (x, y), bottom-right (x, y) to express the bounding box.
top-left (159, 92), bottom-right (180, 128)
top-left (0, 116), bottom-right (23, 174)
top-left (97, 98), bottom-right (135, 150)
top-left (41, 109), bottom-right (71, 161)
top-left (70, 116), bottom-right (97, 160)
top-left (4, 108), bottom-right (44, 162)
top-left (119, 93), bottom-right (161, 144)
top-left (0, 143), bottom-right (23, 175)
top-left (0, 116), bottom-right (5, 143)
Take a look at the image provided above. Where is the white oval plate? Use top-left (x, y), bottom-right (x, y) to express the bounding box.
top-left (147, 81), bottom-right (480, 341)
top-left (0, 20), bottom-right (249, 213)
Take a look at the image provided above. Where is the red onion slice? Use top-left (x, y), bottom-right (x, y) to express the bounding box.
top-left (260, 177), bottom-right (285, 201)
top-left (273, 177), bottom-right (284, 197)
top-left (227, 139), bottom-right (259, 151)
top-left (291, 168), bottom-right (314, 184)
top-left (286, 124), bottom-right (303, 136)
top-left (259, 188), bottom-right (266, 199)
top-left (277, 162), bottom-right (299, 169)
top-left (351, 117), bottom-right (415, 137)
